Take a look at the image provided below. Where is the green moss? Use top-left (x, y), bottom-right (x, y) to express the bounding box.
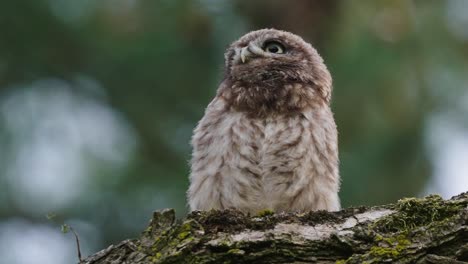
top-left (149, 252), bottom-right (162, 263)
top-left (146, 219), bottom-right (203, 263)
top-left (374, 234), bottom-right (383, 242)
top-left (369, 246), bottom-right (399, 257)
top-left (179, 221), bottom-right (194, 232)
top-left (173, 220), bottom-right (197, 242)
top-left (227, 248), bottom-right (245, 255)
top-left (176, 222), bottom-right (193, 240)
top-left (359, 232), bottom-right (412, 262)
top-left (257, 209), bottom-right (274, 217)
top-left (355, 194), bottom-right (468, 262)
top-left (375, 194), bottom-right (465, 233)
top-left (177, 231), bottom-right (189, 240)
top-left (144, 225), bottom-right (153, 233)
top-left (378, 233), bottom-right (410, 246)
top-left (394, 234), bottom-right (410, 251)
top-left (335, 259), bottom-right (347, 264)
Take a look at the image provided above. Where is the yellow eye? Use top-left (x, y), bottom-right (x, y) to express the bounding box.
top-left (264, 41), bottom-right (285, 54)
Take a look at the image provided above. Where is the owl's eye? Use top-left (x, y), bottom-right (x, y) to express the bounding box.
top-left (264, 41), bottom-right (285, 54)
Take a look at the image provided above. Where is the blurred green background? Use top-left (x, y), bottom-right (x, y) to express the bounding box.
top-left (1, 0), bottom-right (467, 263)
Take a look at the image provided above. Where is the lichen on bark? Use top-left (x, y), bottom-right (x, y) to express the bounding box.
top-left (83, 192), bottom-right (468, 264)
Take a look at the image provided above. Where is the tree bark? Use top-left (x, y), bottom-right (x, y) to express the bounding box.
top-left (83, 193), bottom-right (468, 264)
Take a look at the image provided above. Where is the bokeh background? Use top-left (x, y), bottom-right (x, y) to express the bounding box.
top-left (1, 0), bottom-right (467, 263)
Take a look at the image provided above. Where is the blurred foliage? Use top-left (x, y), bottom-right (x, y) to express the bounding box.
top-left (0, 0), bottom-right (467, 259)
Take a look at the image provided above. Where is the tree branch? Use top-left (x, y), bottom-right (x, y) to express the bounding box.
top-left (83, 193), bottom-right (468, 263)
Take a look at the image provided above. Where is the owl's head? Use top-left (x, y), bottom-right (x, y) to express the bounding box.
top-left (223, 29), bottom-right (332, 106)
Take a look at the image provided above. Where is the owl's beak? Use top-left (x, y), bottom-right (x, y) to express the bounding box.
top-left (240, 46), bottom-right (253, 63)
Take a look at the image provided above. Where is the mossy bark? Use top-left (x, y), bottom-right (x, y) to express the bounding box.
top-left (83, 193), bottom-right (468, 264)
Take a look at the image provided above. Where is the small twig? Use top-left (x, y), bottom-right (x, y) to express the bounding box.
top-left (68, 226), bottom-right (83, 263)
top-left (47, 214), bottom-right (84, 263)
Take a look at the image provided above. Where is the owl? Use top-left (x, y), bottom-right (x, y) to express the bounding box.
top-left (188, 29), bottom-right (340, 214)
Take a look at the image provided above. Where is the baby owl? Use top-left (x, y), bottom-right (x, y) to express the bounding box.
top-left (188, 29), bottom-right (340, 213)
